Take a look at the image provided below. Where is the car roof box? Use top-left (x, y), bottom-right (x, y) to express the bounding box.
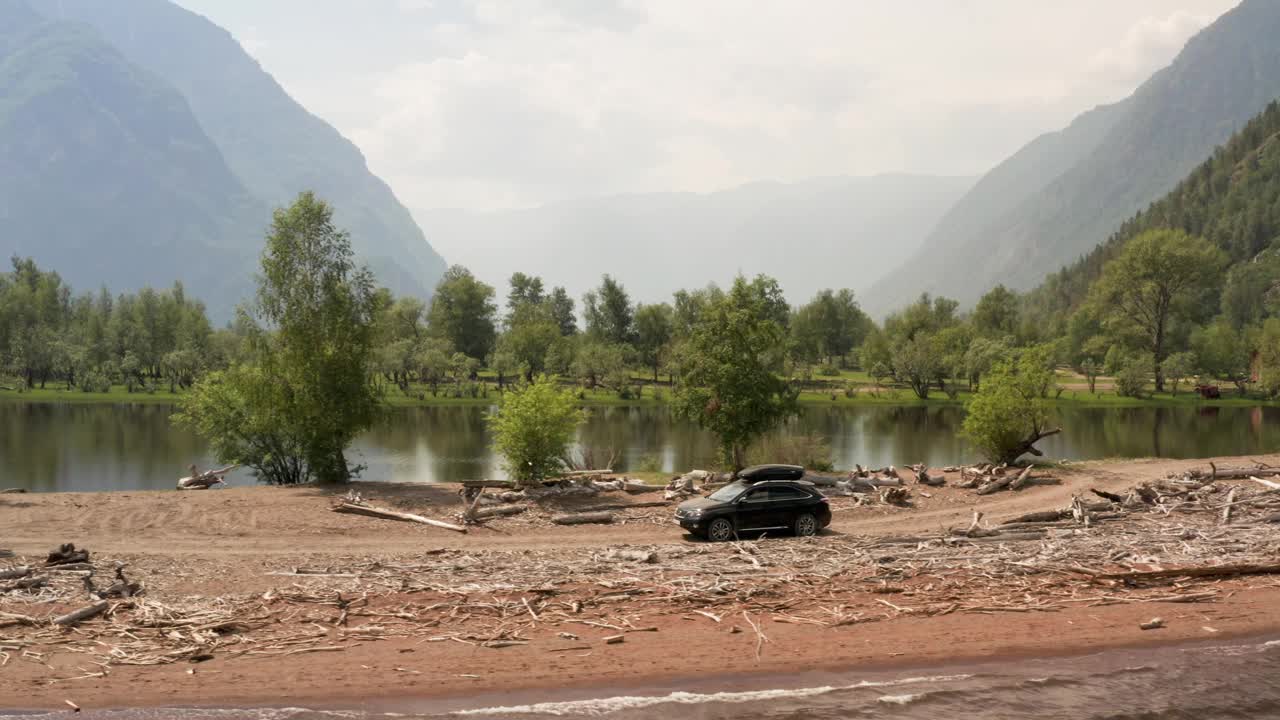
top-left (736, 464), bottom-right (805, 483)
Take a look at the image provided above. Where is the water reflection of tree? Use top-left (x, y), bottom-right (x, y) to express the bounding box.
top-left (1, 403), bottom-right (210, 492)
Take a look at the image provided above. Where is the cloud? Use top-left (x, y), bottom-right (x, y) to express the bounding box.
top-left (320, 0), bottom-right (1239, 211)
top-left (1085, 10), bottom-right (1216, 95)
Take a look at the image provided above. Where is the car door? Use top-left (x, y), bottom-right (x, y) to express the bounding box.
top-left (735, 487), bottom-right (776, 530)
top-left (766, 486), bottom-right (812, 527)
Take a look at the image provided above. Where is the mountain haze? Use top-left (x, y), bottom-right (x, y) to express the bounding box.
top-left (36, 0), bottom-right (447, 299)
top-left (419, 174), bottom-right (973, 308)
top-left (0, 0), bottom-right (261, 301)
top-left (866, 0), bottom-right (1280, 317)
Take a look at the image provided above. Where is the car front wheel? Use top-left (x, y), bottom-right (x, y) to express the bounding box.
top-left (706, 517), bottom-right (735, 542)
top-left (794, 512), bottom-right (818, 537)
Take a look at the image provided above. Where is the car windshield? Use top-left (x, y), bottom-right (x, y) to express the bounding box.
top-left (708, 481), bottom-right (749, 502)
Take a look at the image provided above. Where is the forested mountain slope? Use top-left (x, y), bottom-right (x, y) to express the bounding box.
top-left (0, 0), bottom-right (261, 304)
top-left (867, 0), bottom-right (1280, 316)
top-left (1030, 101), bottom-right (1280, 319)
top-left (35, 0), bottom-right (448, 299)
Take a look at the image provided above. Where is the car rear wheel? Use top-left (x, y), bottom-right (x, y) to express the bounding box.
top-left (794, 512), bottom-right (818, 537)
top-left (706, 517), bottom-right (735, 542)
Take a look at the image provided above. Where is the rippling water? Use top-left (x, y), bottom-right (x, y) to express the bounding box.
top-left (5, 636), bottom-right (1279, 719)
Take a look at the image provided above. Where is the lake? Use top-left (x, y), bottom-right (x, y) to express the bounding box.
top-left (2, 402), bottom-right (1279, 492)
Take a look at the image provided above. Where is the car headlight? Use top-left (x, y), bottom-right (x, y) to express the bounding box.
top-left (686, 508), bottom-right (703, 518)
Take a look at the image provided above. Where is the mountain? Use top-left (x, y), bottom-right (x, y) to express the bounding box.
top-left (1030, 100), bottom-right (1280, 317)
top-left (865, 0), bottom-right (1280, 318)
top-left (417, 174), bottom-right (974, 308)
top-left (0, 0), bottom-right (261, 302)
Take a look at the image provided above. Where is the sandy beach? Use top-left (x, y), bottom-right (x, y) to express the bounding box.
top-left (3, 454), bottom-right (1280, 712)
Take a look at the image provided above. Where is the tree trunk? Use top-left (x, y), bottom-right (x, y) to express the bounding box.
top-left (1153, 319), bottom-right (1166, 393)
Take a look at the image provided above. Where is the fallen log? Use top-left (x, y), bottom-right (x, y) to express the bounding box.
top-left (53, 600), bottom-right (109, 626)
top-left (551, 512), bottom-right (615, 526)
top-left (332, 502), bottom-right (468, 534)
top-left (1091, 488), bottom-right (1125, 503)
top-left (977, 475), bottom-right (1014, 495)
top-left (0, 566), bottom-right (32, 580)
top-left (0, 575), bottom-right (48, 593)
top-left (0, 488), bottom-right (27, 494)
top-left (461, 480), bottom-right (517, 490)
top-left (177, 464), bottom-right (238, 491)
top-left (1220, 487), bottom-right (1238, 525)
top-left (0, 612), bottom-right (38, 629)
top-left (951, 531), bottom-right (1046, 543)
top-left (469, 504), bottom-right (527, 520)
top-left (1250, 476), bottom-right (1280, 491)
top-left (1203, 464), bottom-right (1280, 481)
top-left (916, 468), bottom-right (946, 487)
top-left (1001, 509), bottom-right (1068, 525)
top-left (1008, 465), bottom-right (1035, 491)
top-left (577, 500), bottom-right (668, 513)
top-left (1097, 562), bottom-right (1280, 582)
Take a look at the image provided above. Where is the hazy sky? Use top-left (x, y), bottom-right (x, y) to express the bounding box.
top-left (174, 0), bottom-right (1238, 213)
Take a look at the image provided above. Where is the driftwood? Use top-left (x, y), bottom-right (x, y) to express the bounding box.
top-left (1221, 487), bottom-right (1238, 525)
top-left (1009, 465), bottom-right (1035, 491)
top-left (1002, 509), bottom-right (1069, 525)
top-left (977, 475), bottom-right (1014, 495)
top-left (461, 480), bottom-right (517, 490)
top-left (1, 575), bottom-right (48, 593)
top-left (551, 512), bottom-right (615, 526)
top-left (0, 566), bottom-right (32, 580)
top-left (333, 502), bottom-right (468, 534)
top-left (915, 468), bottom-right (946, 487)
top-left (0, 488), bottom-right (27, 494)
top-left (177, 464), bottom-right (239, 491)
top-left (46, 544), bottom-right (89, 566)
top-left (1203, 463), bottom-right (1280, 481)
top-left (53, 600), bottom-right (109, 626)
top-left (1095, 562), bottom-right (1280, 582)
top-left (577, 500), bottom-right (668, 513)
top-left (469, 504), bottom-right (527, 520)
top-left (880, 487), bottom-right (910, 506)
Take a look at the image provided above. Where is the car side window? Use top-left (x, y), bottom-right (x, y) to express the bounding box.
top-left (769, 487), bottom-right (809, 500)
top-left (740, 489), bottom-right (769, 503)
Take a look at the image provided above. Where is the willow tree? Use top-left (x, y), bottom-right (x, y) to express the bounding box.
top-left (672, 276), bottom-right (798, 470)
top-left (1088, 230), bottom-right (1224, 392)
top-left (177, 193), bottom-right (385, 484)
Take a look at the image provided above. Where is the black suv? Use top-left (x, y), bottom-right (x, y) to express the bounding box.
top-left (674, 465), bottom-right (832, 541)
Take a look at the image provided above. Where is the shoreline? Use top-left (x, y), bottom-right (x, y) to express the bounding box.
top-left (6, 620), bottom-right (1280, 715)
top-left (3, 454), bottom-right (1280, 712)
top-left (1, 386), bottom-right (1273, 409)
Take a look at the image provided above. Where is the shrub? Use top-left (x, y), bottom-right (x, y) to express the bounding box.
top-left (78, 371), bottom-right (112, 394)
top-left (1114, 359), bottom-right (1149, 398)
top-left (487, 375), bottom-right (586, 487)
top-left (960, 358), bottom-right (1056, 464)
top-left (747, 433), bottom-right (834, 472)
top-left (818, 365), bottom-right (841, 377)
top-left (634, 454), bottom-right (664, 473)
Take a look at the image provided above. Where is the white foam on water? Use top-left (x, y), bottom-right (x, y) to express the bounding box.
top-left (452, 674), bottom-right (972, 717)
top-left (876, 694), bottom-right (922, 705)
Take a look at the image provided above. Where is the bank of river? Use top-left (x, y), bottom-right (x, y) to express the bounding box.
top-left (4, 402), bottom-right (1280, 492)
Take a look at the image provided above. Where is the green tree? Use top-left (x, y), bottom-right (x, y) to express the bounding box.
top-left (546, 286), bottom-right (578, 336)
top-left (1192, 320), bottom-right (1254, 396)
top-left (1089, 229), bottom-right (1225, 391)
top-left (671, 276), bottom-right (798, 469)
top-left (633, 303), bottom-right (674, 382)
top-left (791, 289), bottom-right (869, 366)
top-left (1258, 319), bottom-right (1280, 396)
top-left (960, 355), bottom-right (1060, 464)
top-left (972, 285), bottom-right (1019, 337)
top-left (1162, 351), bottom-right (1198, 396)
top-left (1221, 252), bottom-right (1280, 329)
top-left (893, 334), bottom-right (940, 400)
top-left (571, 340), bottom-right (626, 389)
top-left (583, 275), bottom-right (634, 345)
top-left (507, 272), bottom-right (545, 312)
top-left (487, 375), bottom-right (586, 487)
top-left (500, 303), bottom-right (561, 381)
top-left (427, 266), bottom-right (497, 361)
top-left (177, 192), bottom-right (384, 484)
